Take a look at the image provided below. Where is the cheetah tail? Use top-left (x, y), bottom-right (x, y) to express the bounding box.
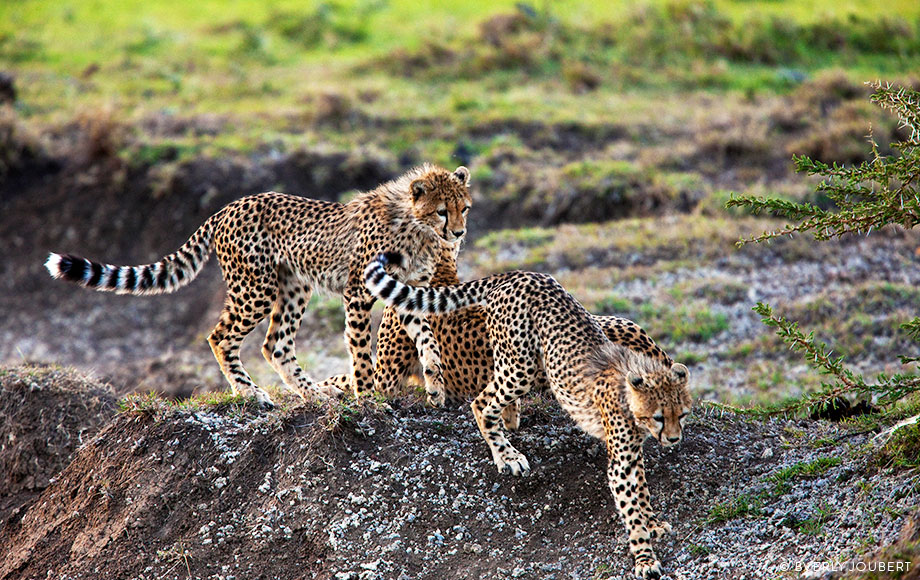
top-left (364, 252), bottom-right (494, 314)
top-left (44, 213), bottom-right (219, 296)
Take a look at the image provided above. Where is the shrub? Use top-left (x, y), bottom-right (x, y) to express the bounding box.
top-left (727, 82), bottom-right (920, 415)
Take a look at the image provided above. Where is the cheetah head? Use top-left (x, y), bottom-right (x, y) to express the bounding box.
top-left (410, 166), bottom-right (472, 244)
top-left (626, 363), bottom-right (692, 448)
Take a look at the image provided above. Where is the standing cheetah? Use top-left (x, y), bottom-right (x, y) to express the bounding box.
top-left (44, 165), bottom-right (471, 408)
top-left (365, 253), bottom-right (691, 579)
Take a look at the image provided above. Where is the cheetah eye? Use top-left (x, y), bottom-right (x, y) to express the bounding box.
top-left (437, 209), bottom-right (448, 217)
top-left (678, 412), bottom-right (688, 420)
top-left (461, 206), bottom-right (470, 215)
top-left (653, 414), bottom-right (664, 423)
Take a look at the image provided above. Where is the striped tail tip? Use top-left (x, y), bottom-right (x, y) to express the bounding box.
top-left (45, 253), bottom-right (85, 282)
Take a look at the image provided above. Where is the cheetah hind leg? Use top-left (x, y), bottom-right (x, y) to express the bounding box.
top-left (633, 556), bottom-right (663, 580)
top-left (261, 275), bottom-right (342, 402)
top-left (471, 380), bottom-right (530, 476)
top-left (209, 295), bottom-right (276, 409)
top-left (502, 370), bottom-right (550, 431)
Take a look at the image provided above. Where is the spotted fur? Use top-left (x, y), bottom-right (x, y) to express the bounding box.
top-left (45, 165), bottom-right (472, 408)
top-left (365, 253), bottom-right (692, 579)
top-left (320, 245), bottom-right (671, 429)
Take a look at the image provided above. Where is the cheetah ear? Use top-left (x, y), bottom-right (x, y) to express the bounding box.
top-left (410, 179), bottom-right (428, 202)
top-left (626, 372), bottom-right (644, 390)
top-left (671, 363), bottom-right (689, 382)
top-left (452, 166), bottom-right (470, 186)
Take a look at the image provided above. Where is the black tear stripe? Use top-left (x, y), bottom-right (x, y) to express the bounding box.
top-left (125, 267), bottom-right (137, 290)
top-left (63, 255), bottom-right (85, 282)
top-left (379, 279), bottom-right (396, 300)
top-left (87, 262), bottom-right (103, 287)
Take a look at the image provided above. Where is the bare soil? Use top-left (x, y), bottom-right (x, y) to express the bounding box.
top-left (0, 364), bottom-right (116, 526)
top-left (0, 369), bottom-right (915, 580)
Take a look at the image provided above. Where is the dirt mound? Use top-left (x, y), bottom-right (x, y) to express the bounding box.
top-left (1, 375), bottom-right (914, 580)
top-left (0, 364), bottom-right (116, 524)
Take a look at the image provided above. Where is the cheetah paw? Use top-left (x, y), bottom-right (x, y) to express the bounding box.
top-left (425, 387), bottom-right (446, 408)
top-left (647, 520), bottom-right (672, 539)
top-left (314, 382), bottom-right (345, 400)
top-left (633, 557), bottom-right (662, 579)
top-left (495, 450), bottom-right (531, 477)
top-left (248, 388), bottom-right (276, 410)
top-left (308, 376), bottom-right (346, 400)
top-left (422, 365), bottom-right (446, 407)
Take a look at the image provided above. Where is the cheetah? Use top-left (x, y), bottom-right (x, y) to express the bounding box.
top-left (364, 253), bottom-right (691, 579)
top-left (320, 243), bottom-right (672, 427)
top-left (44, 165), bottom-right (472, 408)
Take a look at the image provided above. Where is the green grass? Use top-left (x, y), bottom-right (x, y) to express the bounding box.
top-left (3, 0), bottom-right (919, 133)
top-left (879, 420), bottom-right (920, 469)
top-left (707, 456), bottom-right (843, 524)
top-left (118, 388), bottom-right (286, 416)
top-left (767, 457), bottom-right (842, 493)
top-left (707, 492), bottom-right (765, 523)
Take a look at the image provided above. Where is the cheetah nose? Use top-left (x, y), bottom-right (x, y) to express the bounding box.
top-left (452, 229), bottom-right (465, 238)
top-left (666, 436), bottom-right (681, 444)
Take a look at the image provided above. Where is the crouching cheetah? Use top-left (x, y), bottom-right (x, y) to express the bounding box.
top-left (45, 165), bottom-right (472, 408)
top-left (320, 242), bottom-right (672, 427)
top-left (365, 253), bottom-right (691, 579)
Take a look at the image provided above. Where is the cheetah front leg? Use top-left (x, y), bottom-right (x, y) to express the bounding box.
top-left (501, 400), bottom-right (521, 431)
top-left (600, 408), bottom-right (665, 579)
top-left (343, 282), bottom-right (376, 398)
top-left (397, 312), bottom-right (446, 407)
top-left (634, 450), bottom-right (672, 539)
